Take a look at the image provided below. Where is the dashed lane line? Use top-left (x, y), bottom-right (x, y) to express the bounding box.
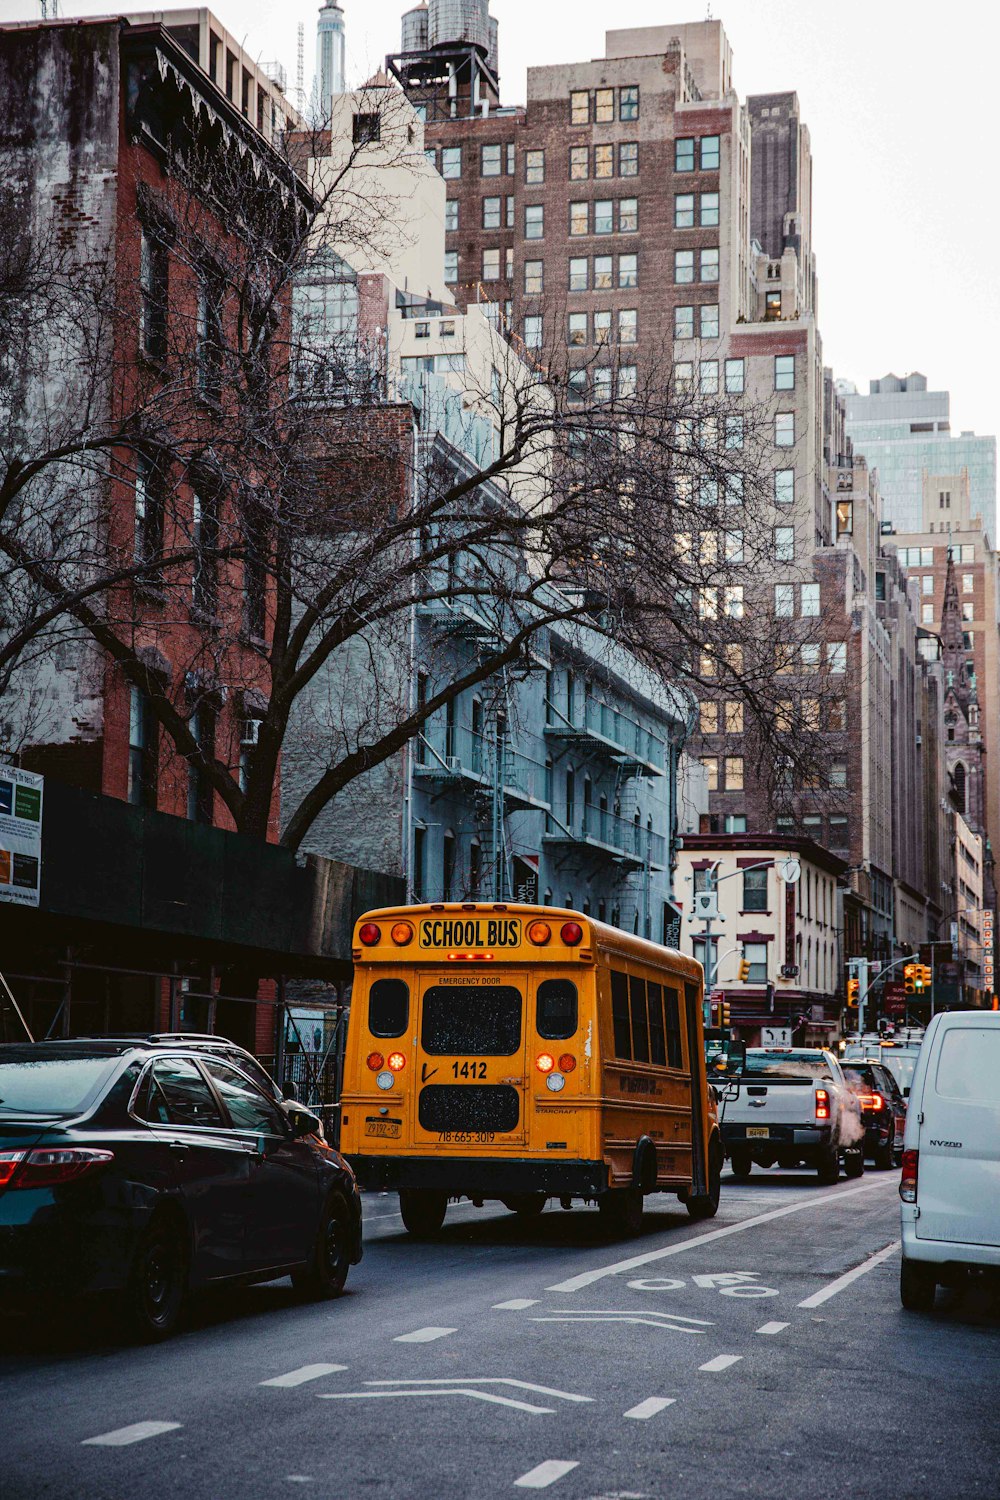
top-left (624, 1397), bottom-right (676, 1420)
top-left (82, 1422), bottom-right (182, 1448)
top-left (261, 1364), bottom-right (348, 1388)
top-left (514, 1460), bottom-right (580, 1489)
top-left (494, 1298), bottom-right (540, 1310)
top-left (394, 1326), bottom-right (458, 1343)
top-left (698, 1355), bottom-right (743, 1373)
top-left (546, 1179), bottom-right (892, 1293)
top-left (756, 1321), bottom-right (790, 1336)
top-left (797, 1240), bottom-right (900, 1309)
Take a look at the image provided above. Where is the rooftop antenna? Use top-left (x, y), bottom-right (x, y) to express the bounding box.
top-left (296, 20), bottom-right (306, 113)
top-left (40, 0), bottom-right (59, 16)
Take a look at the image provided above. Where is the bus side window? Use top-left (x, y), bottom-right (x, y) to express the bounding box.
top-left (647, 981), bottom-right (666, 1066)
top-left (610, 970), bottom-right (631, 1058)
top-left (663, 986), bottom-right (683, 1068)
top-left (629, 975), bottom-right (650, 1063)
top-left (369, 979), bottom-right (409, 1038)
top-left (537, 979), bottom-right (578, 1040)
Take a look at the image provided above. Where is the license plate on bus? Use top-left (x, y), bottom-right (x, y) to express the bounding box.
top-left (746, 1126), bottom-right (770, 1139)
top-left (365, 1118), bottom-right (401, 1139)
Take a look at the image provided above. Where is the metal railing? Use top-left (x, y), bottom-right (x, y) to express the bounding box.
top-left (545, 696), bottom-right (665, 771)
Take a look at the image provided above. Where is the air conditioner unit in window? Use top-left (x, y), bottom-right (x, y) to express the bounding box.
top-left (445, 755), bottom-right (462, 771)
top-left (241, 718), bottom-right (261, 746)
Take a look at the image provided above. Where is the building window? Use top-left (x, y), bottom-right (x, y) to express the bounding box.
top-left (619, 85), bottom-right (639, 120)
top-left (724, 756), bottom-right (744, 791)
top-left (594, 255), bottom-right (613, 289)
top-left (675, 193), bottom-right (695, 228)
top-left (674, 249), bottom-right (694, 284)
top-left (594, 143), bottom-right (614, 178)
top-left (618, 365), bottom-right (637, 397)
top-left (675, 361), bottom-right (694, 392)
top-left (775, 469), bottom-right (794, 505)
top-left (801, 583), bottom-right (820, 616)
top-left (774, 526), bottom-right (794, 563)
top-left (724, 586), bottom-right (744, 618)
top-left (743, 941), bottom-right (768, 984)
top-left (675, 305), bottom-right (694, 339)
top-left (593, 310), bottom-right (611, 345)
top-left (827, 642), bottom-right (846, 673)
top-left (724, 358), bottom-right (744, 393)
top-left (743, 867), bottom-right (768, 912)
top-left (568, 256), bottom-right (589, 292)
top-left (837, 500), bottom-right (853, 535)
top-left (593, 366), bottom-right (612, 402)
top-left (725, 700), bottom-right (743, 732)
top-left (675, 137), bottom-right (695, 172)
top-left (593, 87), bottom-right (614, 123)
top-left (569, 201), bottom-right (588, 236)
top-left (191, 488), bottom-right (219, 618)
top-left (482, 196), bottom-right (501, 229)
top-left (525, 205), bottom-right (544, 239)
top-left (725, 415), bottom-right (744, 449)
top-left (700, 135), bottom-right (720, 169)
top-left (441, 146), bottom-right (461, 179)
top-left (963, 573), bottom-right (974, 592)
top-left (775, 354), bottom-right (795, 390)
top-left (618, 308), bottom-right (637, 344)
top-left (619, 141), bottom-right (638, 175)
top-left (830, 758), bottom-right (847, 789)
top-left (699, 359), bottom-right (719, 394)
top-left (700, 247), bottom-right (719, 282)
top-left (523, 314), bottom-right (542, 350)
top-left (921, 603), bottom-right (934, 624)
top-left (702, 756), bottom-right (719, 791)
top-left (775, 583), bottom-right (795, 617)
top-left (725, 815), bottom-right (747, 834)
top-left (775, 413), bottom-right (795, 446)
top-left (700, 701), bottom-right (719, 734)
top-left (570, 145), bottom-right (589, 179)
top-left (443, 250), bottom-right (458, 282)
top-left (481, 143), bottom-right (501, 176)
top-left (128, 686), bottom-right (157, 808)
top-left (195, 275), bottom-right (222, 400)
top-left (525, 149), bottom-right (545, 183)
top-left (481, 248), bottom-right (500, 281)
top-left (700, 191), bottom-right (720, 226)
top-left (139, 225), bottom-right (168, 362)
top-left (619, 197), bottom-right (638, 232)
top-left (521, 262), bottom-right (543, 298)
top-left (444, 199), bottom-right (458, 232)
top-left (699, 304), bottom-right (720, 339)
top-left (619, 254), bottom-right (638, 288)
top-left (829, 816), bottom-right (848, 849)
top-left (133, 455), bottom-right (163, 569)
top-left (352, 112), bottom-right (380, 144)
top-left (412, 825), bottom-right (425, 899)
top-left (962, 601), bottom-right (975, 622)
top-left (568, 312), bottom-right (588, 347)
top-left (186, 703), bottom-right (215, 825)
top-left (594, 200), bottom-right (614, 235)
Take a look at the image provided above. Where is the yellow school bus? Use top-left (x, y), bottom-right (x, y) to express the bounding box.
top-left (339, 902), bottom-right (721, 1236)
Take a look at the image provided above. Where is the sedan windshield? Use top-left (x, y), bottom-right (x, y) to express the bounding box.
top-left (0, 1050), bottom-right (121, 1115)
top-left (742, 1050), bottom-right (832, 1081)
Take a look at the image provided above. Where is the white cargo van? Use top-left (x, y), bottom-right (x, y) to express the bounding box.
top-left (899, 1010), bottom-right (1000, 1309)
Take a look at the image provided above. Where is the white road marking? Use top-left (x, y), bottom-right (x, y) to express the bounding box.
top-left (319, 1389), bottom-right (553, 1414)
top-left (394, 1326), bottom-right (457, 1343)
top-left (261, 1364), bottom-right (347, 1388)
top-left (698, 1355), bottom-right (743, 1373)
top-left (494, 1298), bottom-right (540, 1310)
top-left (756, 1321), bottom-right (790, 1336)
top-left (366, 1378), bottom-right (593, 1403)
top-left (547, 1180), bottom-right (891, 1292)
top-left (514, 1460), bottom-right (580, 1489)
top-left (624, 1397), bottom-right (676, 1420)
top-left (797, 1240), bottom-right (900, 1309)
top-left (532, 1310), bottom-right (712, 1334)
top-left (82, 1421), bottom-right (181, 1448)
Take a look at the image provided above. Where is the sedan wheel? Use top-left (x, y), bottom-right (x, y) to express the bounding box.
top-left (292, 1191), bottom-right (351, 1298)
top-left (127, 1217), bottom-right (186, 1343)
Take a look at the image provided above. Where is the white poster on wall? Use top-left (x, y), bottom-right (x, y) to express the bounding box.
top-left (0, 768), bottom-right (43, 908)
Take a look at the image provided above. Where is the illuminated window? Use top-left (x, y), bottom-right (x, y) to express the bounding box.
top-left (595, 89), bottom-right (614, 124)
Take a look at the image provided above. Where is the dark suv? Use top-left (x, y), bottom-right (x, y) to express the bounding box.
top-left (842, 1059), bottom-right (906, 1169)
top-left (0, 1036), bottom-right (363, 1341)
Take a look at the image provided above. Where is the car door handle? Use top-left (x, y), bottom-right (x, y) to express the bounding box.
top-left (169, 1142), bottom-right (188, 1155)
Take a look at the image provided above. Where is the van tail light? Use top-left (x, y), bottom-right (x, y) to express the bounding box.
top-left (0, 1148), bottom-right (114, 1190)
top-left (900, 1148), bottom-right (919, 1203)
top-left (815, 1088), bottom-right (830, 1121)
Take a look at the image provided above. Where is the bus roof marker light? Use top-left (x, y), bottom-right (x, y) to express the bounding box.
top-left (359, 923), bottom-right (381, 946)
top-left (446, 952), bottom-right (495, 962)
top-left (391, 921), bottom-right (414, 945)
top-left (528, 921), bottom-right (552, 945)
top-left (536, 1052), bottom-right (555, 1074)
top-left (560, 922), bottom-right (584, 946)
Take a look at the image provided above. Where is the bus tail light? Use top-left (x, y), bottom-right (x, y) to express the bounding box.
top-left (527, 921), bottom-right (552, 946)
top-left (358, 923), bottom-right (381, 946)
top-left (558, 1053), bottom-right (577, 1073)
top-left (387, 1052), bottom-right (406, 1072)
top-left (390, 922), bottom-right (414, 946)
top-left (535, 1052), bottom-right (555, 1074)
top-left (560, 922), bottom-right (584, 946)
top-left (446, 952), bottom-right (495, 962)
top-left (815, 1088), bottom-right (830, 1121)
top-left (900, 1148), bottom-right (919, 1203)
top-left (366, 1051), bottom-right (385, 1071)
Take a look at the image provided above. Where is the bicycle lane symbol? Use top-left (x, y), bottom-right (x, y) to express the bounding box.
top-left (626, 1272), bottom-right (780, 1298)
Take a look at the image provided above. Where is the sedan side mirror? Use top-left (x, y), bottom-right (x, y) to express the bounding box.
top-left (286, 1103), bottom-right (321, 1138)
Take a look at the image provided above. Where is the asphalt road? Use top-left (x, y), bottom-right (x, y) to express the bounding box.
top-left (2, 1165), bottom-right (999, 1500)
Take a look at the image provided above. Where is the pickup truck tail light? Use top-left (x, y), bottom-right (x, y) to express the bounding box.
top-left (900, 1148), bottom-right (919, 1203)
top-left (815, 1088), bottom-right (831, 1121)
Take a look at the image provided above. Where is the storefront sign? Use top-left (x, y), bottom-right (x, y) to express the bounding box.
top-left (0, 768), bottom-right (43, 908)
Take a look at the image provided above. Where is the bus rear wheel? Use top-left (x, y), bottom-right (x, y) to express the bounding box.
top-left (502, 1194), bottom-right (548, 1218)
top-left (599, 1187), bottom-right (643, 1237)
top-left (687, 1143), bottom-right (722, 1221)
top-left (398, 1190), bottom-right (448, 1237)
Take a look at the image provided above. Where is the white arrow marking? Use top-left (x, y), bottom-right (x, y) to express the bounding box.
top-left (318, 1389), bottom-right (553, 1414)
top-left (366, 1378), bottom-right (593, 1403)
top-left (532, 1311), bottom-right (712, 1333)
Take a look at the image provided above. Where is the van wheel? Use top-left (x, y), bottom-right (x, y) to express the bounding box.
top-left (502, 1194), bottom-right (547, 1218)
top-left (291, 1191), bottom-right (351, 1299)
top-left (126, 1215), bottom-right (187, 1343)
top-left (599, 1187), bottom-right (643, 1236)
top-left (817, 1145), bottom-right (840, 1185)
top-left (730, 1148), bottom-right (752, 1179)
top-left (687, 1143), bottom-right (722, 1221)
top-left (900, 1258), bottom-right (936, 1311)
top-left (398, 1190), bottom-right (448, 1237)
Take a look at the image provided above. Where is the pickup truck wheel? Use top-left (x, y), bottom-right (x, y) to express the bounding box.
top-left (730, 1148), bottom-right (752, 1180)
top-left (398, 1190), bottom-right (448, 1237)
top-left (900, 1258), bottom-right (936, 1311)
top-left (599, 1187), bottom-right (643, 1237)
top-left (817, 1145), bottom-right (840, 1185)
top-left (843, 1146), bottom-right (865, 1180)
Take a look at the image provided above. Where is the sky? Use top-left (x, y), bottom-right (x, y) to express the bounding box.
top-left (4, 0), bottom-right (998, 439)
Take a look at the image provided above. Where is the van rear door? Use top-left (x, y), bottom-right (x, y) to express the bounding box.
top-left (915, 1022), bottom-right (1000, 1247)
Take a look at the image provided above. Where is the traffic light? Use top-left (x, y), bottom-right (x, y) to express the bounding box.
top-left (920, 964), bottom-right (933, 989)
top-left (737, 958), bottom-right (751, 982)
top-left (847, 978), bottom-right (860, 1008)
top-left (904, 964), bottom-right (917, 994)
top-left (720, 1000), bottom-right (731, 1028)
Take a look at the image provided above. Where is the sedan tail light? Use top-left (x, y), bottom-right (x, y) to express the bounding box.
top-left (856, 1092), bottom-right (885, 1111)
top-left (0, 1147), bottom-right (114, 1190)
top-left (900, 1148), bottom-right (919, 1203)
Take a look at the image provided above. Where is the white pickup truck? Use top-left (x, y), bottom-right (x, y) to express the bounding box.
top-left (720, 1047), bottom-right (865, 1184)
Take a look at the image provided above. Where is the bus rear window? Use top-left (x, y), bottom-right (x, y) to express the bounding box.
top-left (536, 979), bottom-right (577, 1040)
top-left (421, 985), bottom-right (522, 1056)
top-left (369, 979), bottom-right (409, 1038)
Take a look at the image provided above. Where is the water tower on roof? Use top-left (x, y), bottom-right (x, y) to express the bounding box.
top-left (389, 0), bottom-right (501, 119)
